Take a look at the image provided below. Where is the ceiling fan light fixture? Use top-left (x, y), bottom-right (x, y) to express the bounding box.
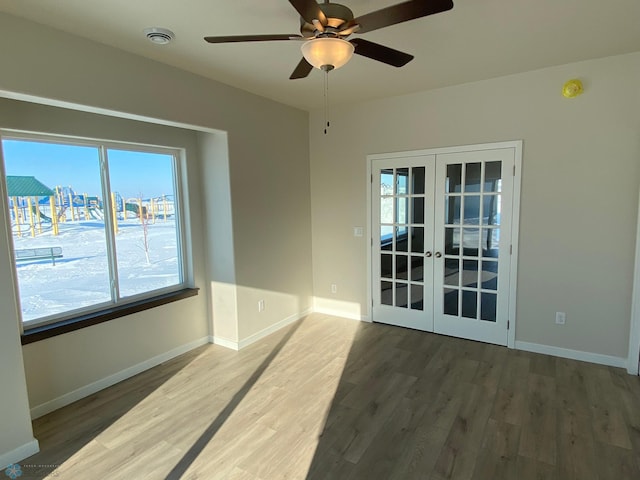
top-left (301, 37), bottom-right (354, 70)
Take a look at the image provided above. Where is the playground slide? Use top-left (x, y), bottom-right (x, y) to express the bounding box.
top-left (125, 203), bottom-right (147, 217)
top-left (32, 205), bottom-right (52, 223)
top-left (88, 207), bottom-right (104, 220)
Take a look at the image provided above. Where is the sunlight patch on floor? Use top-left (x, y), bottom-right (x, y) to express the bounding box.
top-left (42, 314), bottom-right (359, 479)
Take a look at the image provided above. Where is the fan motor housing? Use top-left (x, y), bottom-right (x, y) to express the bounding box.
top-left (299, 3), bottom-right (354, 37)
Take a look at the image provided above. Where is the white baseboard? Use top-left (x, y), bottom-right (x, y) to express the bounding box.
top-left (313, 307), bottom-right (369, 322)
top-left (0, 439), bottom-right (39, 470)
top-left (211, 308), bottom-right (314, 351)
top-left (29, 337), bottom-right (210, 419)
top-left (238, 308), bottom-right (313, 350)
top-left (515, 341), bottom-right (627, 369)
top-left (210, 335), bottom-right (239, 351)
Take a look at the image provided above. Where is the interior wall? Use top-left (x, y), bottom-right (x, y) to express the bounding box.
top-left (310, 51), bottom-right (640, 360)
top-left (0, 12), bottom-right (313, 342)
top-left (0, 98), bottom-right (208, 410)
top-left (0, 154), bottom-right (36, 463)
top-left (0, 11), bottom-right (313, 460)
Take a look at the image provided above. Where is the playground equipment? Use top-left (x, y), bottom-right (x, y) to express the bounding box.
top-left (7, 176), bottom-right (176, 237)
top-left (6, 176), bottom-right (57, 237)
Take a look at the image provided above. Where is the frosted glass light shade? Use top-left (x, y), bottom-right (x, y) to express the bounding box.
top-left (301, 37), bottom-right (355, 70)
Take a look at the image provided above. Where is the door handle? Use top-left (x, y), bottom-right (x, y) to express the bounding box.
top-left (435, 252), bottom-right (442, 258)
top-left (425, 251), bottom-right (432, 258)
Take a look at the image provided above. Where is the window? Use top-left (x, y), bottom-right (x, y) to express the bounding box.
top-left (0, 132), bottom-right (188, 329)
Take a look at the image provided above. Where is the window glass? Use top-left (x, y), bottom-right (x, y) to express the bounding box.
top-left (108, 149), bottom-right (181, 298)
top-left (1, 136), bottom-right (185, 326)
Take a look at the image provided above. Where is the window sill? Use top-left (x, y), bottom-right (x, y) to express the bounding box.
top-left (21, 287), bottom-right (199, 345)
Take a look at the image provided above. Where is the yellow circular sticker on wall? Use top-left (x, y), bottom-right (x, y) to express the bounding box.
top-left (562, 79), bottom-right (584, 98)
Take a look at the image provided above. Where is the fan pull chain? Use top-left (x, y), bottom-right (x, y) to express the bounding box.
top-left (324, 68), bottom-right (330, 135)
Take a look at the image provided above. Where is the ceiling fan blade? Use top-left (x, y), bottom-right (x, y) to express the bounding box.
top-left (348, 0), bottom-right (453, 34)
top-left (350, 39), bottom-right (414, 67)
top-left (204, 34), bottom-right (303, 43)
top-left (290, 57), bottom-right (313, 79)
top-left (288, 0), bottom-right (327, 26)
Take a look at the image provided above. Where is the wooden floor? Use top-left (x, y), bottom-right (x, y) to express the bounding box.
top-left (24, 314), bottom-right (640, 479)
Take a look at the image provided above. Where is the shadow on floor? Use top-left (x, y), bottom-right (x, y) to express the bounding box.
top-left (22, 344), bottom-right (208, 479)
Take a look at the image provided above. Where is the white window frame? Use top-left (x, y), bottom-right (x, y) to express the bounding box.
top-left (0, 129), bottom-right (190, 330)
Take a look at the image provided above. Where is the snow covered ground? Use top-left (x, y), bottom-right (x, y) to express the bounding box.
top-left (11, 218), bottom-right (180, 322)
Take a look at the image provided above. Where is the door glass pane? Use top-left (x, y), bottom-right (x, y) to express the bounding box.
top-left (412, 197), bottom-right (424, 224)
top-left (481, 261), bottom-right (498, 290)
top-left (108, 149), bottom-right (181, 298)
top-left (464, 195), bottom-right (481, 225)
top-left (481, 293), bottom-right (497, 322)
top-left (444, 289), bottom-right (458, 315)
top-left (410, 227), bottom-right (424, 253)
top-left (465, 163), bottom-right (482, 192)
top-left (396, 254), bottom-right (408, 280)
top-left (462, 290), bottom-right (477, 318)
top-left (380, 197), bottom-right (393, 223)
top-left (445, 196), bottom-right (461, 225)
top-left (396, 197), bottom-right (408, 224)
top-left (484, 162), bottom-right (502, 192)
top-left (381, 281), bottom-right (393, 305)
top-left (411, 256), bottom-right (423, 282)
top-left (412, 167), bottom-right (425, 195)
top-left (462, 228), bottom-right (480, 256)
top-left (381, 254), bottom-right (393, 279)
top-left (396, 168), bottom-right (409, 194)
top-left (411, 284), bottom-right (423, 310)
top-left (444, 228), bottom-right (460, 255)
top-left (482, 228), bottom-right (500, 257)
top-left (446, 164), bottom-right (462, 193)
top-left (396, 283), bottom-right (408, 308)
top-left (381, 225), bottom-right (393, 251)
top-left (396, 226), bottom-right (408, 252)
top-left (482, 195), bottom-right (501, 225)
top-left (462, 260), bottom-right (478, 288)
top-left (444, 258), bottom-right (459, 286)
top-left (380, 169), bottom-right (394, 195)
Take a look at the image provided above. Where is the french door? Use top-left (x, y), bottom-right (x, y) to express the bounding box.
top-left (371, 145), bottom-right (518, 346)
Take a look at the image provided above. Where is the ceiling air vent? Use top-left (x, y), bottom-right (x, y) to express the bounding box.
top-left (144, 27), bottom-right (175, 45)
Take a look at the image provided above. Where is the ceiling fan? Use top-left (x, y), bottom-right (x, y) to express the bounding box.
top-left (204, 0), bottom-right (454, 79)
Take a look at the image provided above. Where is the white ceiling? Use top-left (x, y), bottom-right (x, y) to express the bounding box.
top-left (1, 0), bottom-right (639, 111)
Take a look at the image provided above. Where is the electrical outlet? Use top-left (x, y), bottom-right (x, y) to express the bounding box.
top-left (258, 299), bottom-right (265, 312)
top-left (331, 284), bottom-right (337, 294)
top-left (555, 311), bottom-right (566, 325)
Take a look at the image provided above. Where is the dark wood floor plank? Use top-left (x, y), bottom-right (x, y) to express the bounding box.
top-left (471, 452), bottom-right (518, 480)
top-left (556, 433), bottom-right (599, 480)
top-left (530, 353), bottom-right (557, 378)
top-left (431, 444), bottom-right (478, 480)
top-left (342, 372), bottom-right (417, 463)
top-left (595, 442), bottom-right (640, 480)
top-left (582, 364), bottom-right (633, 449)
top-left (490, 388), bottom-right (527, 426)
top-left (515, 455), bottom-right (557, 480)
top-left (481, 418), bottom-right (521, 458)
top-left (387, 424), bottom-right (449, 480)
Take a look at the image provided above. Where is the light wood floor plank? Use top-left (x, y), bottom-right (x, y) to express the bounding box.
top-left (20, 314), bottom-right (640, 480)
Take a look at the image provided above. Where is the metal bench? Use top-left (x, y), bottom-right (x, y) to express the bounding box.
top-left (15, 247), bottom-right (63, 265)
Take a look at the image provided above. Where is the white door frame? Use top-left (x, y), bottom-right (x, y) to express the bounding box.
top-left (366, 140), bottom-right (523, 349)
top-left (628, 189), bottom-right (640, 375)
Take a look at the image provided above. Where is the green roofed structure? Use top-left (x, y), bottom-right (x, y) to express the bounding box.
top-left (6, 176), bottom-right (54, 197)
